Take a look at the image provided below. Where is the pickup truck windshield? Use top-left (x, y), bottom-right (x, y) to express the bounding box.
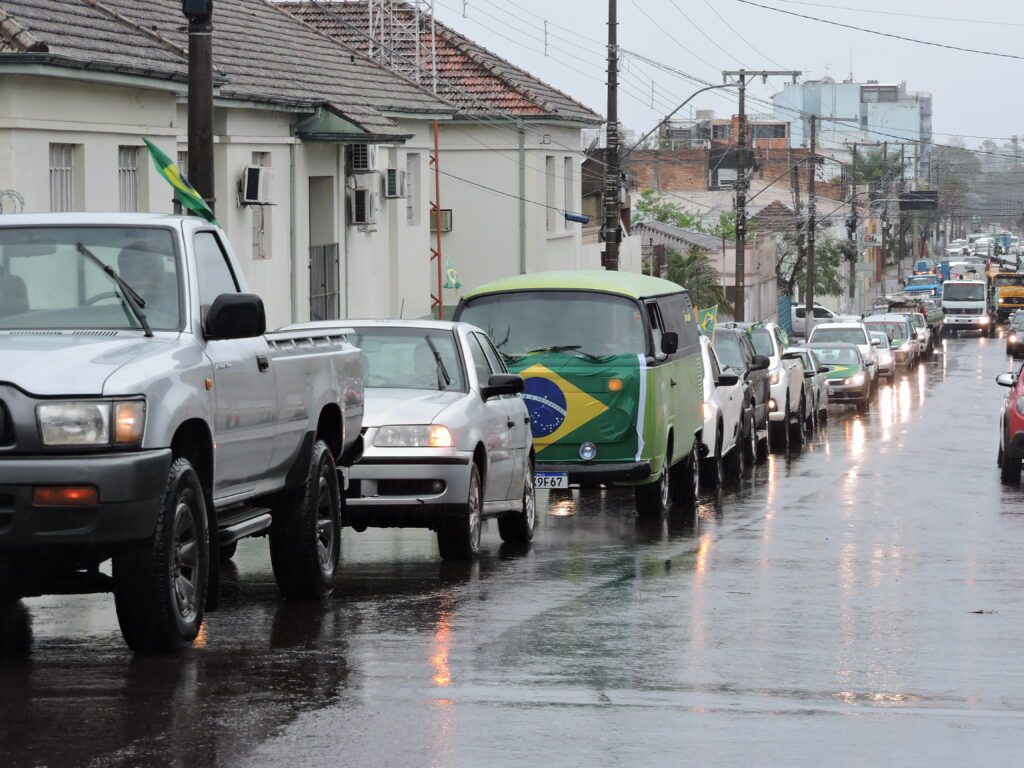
top-left (458, 291), bottom-right (646, 359)
top-left (943, 284), bottom-right (985, 302)
top-left (712, 332), bottom-right (746, 369)
top-left (810, 327), bottom-right (868, 345)
top-left (351, 328), bottom-right (465, 392)
top-left (0, 226), bottom-right (180, 331)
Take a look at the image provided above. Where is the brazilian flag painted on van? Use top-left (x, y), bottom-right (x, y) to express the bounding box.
top-left (514, 353), bottom-right (643, 463)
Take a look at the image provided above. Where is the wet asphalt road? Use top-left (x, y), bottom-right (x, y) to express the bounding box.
top-left (3, 333), bottom-right (1024, 767)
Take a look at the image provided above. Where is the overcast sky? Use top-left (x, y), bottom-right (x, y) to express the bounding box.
top-left (433, 0), bottom-right (1019, 148)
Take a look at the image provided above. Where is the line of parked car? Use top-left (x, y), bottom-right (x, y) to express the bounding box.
top-left (0, 212), bottom-right (948, 655)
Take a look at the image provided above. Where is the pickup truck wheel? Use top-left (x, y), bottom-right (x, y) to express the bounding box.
top-left (743, 410), bottom-right (758, 465)
top-left (498, 462), bottom-right (537, 544)
top-left (112, 457), bottom-right (209, 654)
top-left (725, 419), bottom-right (747, 480)
top-left (269, 440), bottom-right (341, 600)
top-left (790, 396), bottom-right (806, 448)
top-left (700, 430), bottom-right (723, 489)
top-left (770, 399), bottom-right (790, 454)
top-left (438, 464), bottom-right (483, 560)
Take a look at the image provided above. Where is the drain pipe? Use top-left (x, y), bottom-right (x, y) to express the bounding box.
top-left (518, 118), bottom-right (526, 274)
top-left (289, 139), bottom-right (298, 323)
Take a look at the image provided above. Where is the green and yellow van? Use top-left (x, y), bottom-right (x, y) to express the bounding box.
top-left (454, 270), bottom-right (703, 514)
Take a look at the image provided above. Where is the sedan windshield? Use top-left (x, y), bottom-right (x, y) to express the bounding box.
top-left (458, 291), bottom-right (646, 359)
top-left (749, 328), bottom-right (775, 357)
top-left (712, 332), bottom-right (746, 369)
top-left (0, 226), bottom-right (180, 331)
top-left (810, 327), bottom-right (867, 345)
top-left (943, 283), bottom-right (985, 301)
top-left (865, 322), bottom-right (909, 341)
top-left (350, 329), bottom-right (465, 392)
top-left (812, 347), bottom-right (859, 366)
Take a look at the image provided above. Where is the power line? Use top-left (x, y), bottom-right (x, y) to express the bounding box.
top-left (735, 0), bottom-right (1024, 61)
top-left (767, 0), bottom-right (1024, 29)
top-left (702, 0), bottom-right (785, 69)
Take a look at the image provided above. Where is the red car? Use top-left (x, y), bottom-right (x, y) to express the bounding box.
top-left (997, 368), bottom-right (1024, 483)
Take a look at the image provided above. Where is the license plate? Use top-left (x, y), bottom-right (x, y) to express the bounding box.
top-left (534, 472), bottom-right (568, 489)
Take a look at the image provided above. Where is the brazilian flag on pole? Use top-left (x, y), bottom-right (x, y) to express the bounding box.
top-left (697, 305), bottom-right (718, 339)
top-left (143, 138), bottom-right (217, 225)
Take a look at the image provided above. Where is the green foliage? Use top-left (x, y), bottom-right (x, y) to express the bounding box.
top-left (634, 190), bottom-right (755, 240)
top-left (849, 148), bottom-right (905, 183)
top-left (665, 246), bottom-right (733, 314)
top-left (776, 226), bottom-right (849, 298)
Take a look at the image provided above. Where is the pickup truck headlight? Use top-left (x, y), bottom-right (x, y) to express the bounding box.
top-left (37, 400), bottom-right (145, 447)
top-left (374, 425), bottom-right (454, 448)
top-left (769, 369), bottom-right (781, 385)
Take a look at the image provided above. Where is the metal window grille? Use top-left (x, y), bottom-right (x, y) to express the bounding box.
top-left (309, 243), bottom-right (340, 321)
top-left (406, 154), bottom-right (416, 224)
top-left (49, 144), bottom-right (75, 212)
top-left (118, 146), bottom-right (139, 212)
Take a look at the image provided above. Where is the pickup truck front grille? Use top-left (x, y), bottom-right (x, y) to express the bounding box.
top-left (0, 401), bottom-right (13, 447)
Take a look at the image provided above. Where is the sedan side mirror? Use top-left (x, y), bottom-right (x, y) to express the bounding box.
top-left (803, 369), bottom-right (816, 378)
top-left (661, 331), bottom-right (679, 355)
top-left (781, 351), bottom-right (803, 361)
top-left (751, 354), bottom-right (770, 371)
top-left (871, 339), bottom-right (882, 346)
top-left (482, 373), bottom-right (524, 400)
top-left (997, 372), bottom-right (1015, 388)
top-left (205, 293), bottom-right (266, 340)
top-left (716, 373), bottom-right (740, 387)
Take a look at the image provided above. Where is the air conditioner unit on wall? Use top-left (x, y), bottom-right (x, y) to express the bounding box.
top-left (240, 166), bottom-right (272, 204)
top-left (348, 143), bottom-right (380, 173)
top-left (349, 188), bottom-right (378, 226)
top-left (383, 168), bottom-right (407, 199)
top-left (430, 208), bottom-right (453, 233)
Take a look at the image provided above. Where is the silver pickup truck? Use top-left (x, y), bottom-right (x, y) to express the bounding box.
top-left (0, 213), bottom-right (364, 653)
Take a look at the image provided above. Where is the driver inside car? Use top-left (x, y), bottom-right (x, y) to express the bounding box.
top-left (118, 242), bottom-right (177, 327)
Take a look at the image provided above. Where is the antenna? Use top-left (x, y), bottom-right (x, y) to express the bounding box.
top-left (368, 0), bottom-right (437, 93)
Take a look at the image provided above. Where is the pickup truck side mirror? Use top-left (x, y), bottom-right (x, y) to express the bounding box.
top-left (997, 372), bottom-right (1015, 388)
top-left (750, 354), bottom-right (770, 371)
top-left (482, 373), bottom-right (524, 400)
top-left (716, 373), bottom-right (740, 387)
top-left (660, 331), bottom-right (679, 355)
top-left (205, 293), bottom-right (266, 340)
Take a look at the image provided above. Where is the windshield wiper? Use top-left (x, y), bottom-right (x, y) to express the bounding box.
top-left (425, 336), bottom-right (452, 389)
top-left (526, 345), bottom-right (605, 362)
top-left (76, 243), bottom-right (153, 337)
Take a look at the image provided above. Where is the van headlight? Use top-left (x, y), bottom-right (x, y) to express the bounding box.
top-left (374, 425), bottom-right (454, 448)
top-left (37, 400), bottom-right (145, 447)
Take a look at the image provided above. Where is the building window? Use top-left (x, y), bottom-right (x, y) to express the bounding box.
top-left (118, 146), bottom-right (139, 212)
top-left (563, 157), bottom-right (574, 227)
top-left (545, 156), bottom-right (556, 233)
top-left (251, 151), bottom-right (272, 260)
top-left (406, 153), bottom-right (420, 226)
top-left (49, 143), bottom-right (78, 212)
top-left (177, 151), bottom-right (188, 176)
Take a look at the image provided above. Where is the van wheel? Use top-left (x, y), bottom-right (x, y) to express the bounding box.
top-left (439, 464), bottom-right (483, 559)
top-left (635, 458), bottom-right (671, 517)
top-left (498, 462), bottom-right (536, 544)
top-left (269, 440), bottom-right (341, 600)
top-left (112, 457), bottom-right (209, 654)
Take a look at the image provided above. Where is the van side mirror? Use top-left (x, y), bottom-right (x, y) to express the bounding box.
top-left (997, 373), bottom-right (1015, 388)
top-left (660, 331), bottom-right (679, 355)
top-left (205, 293), bottom-right (266, 340)
top-left (482, 373), bottom-right (524, 400)
top-left (750, 354), bottom-right (770, 371)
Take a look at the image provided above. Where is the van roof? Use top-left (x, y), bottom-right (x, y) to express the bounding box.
top-left (462, 270), bottom-right (686, 301)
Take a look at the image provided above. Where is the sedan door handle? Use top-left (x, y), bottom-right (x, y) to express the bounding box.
top-left (524, 416), bottom-right (531, 425)
top-left (507, 419), bottom-right (516, 428)
top-left (257, 355), bottom-right (270, 373)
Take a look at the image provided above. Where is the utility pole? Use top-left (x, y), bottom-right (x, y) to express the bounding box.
top-left (847, 142), bottom-right (858, 303)
top-left (805, 115), bottom-right (817, 337)
top-left (183, 0), bottom-right (215, 212)
top-left (603, 0), bottom-right (620, 271)
top-left (722, 70), bottom-right (800, 321)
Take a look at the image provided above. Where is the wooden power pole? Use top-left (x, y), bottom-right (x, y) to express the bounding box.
top-left (805, 114), bottom-right (817, 337)
top-left (603, 0), bottom-right (620, 270)
top-left (183, 0), bottom-right (215, 212)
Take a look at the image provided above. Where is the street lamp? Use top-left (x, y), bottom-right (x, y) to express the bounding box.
top-left (624, 83), bottom-right (740, 157)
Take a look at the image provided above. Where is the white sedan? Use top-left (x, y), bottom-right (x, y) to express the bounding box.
top-left (699, 336), bottom-right (749, 488)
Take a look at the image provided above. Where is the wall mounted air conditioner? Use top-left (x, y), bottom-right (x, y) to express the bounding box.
top-left (430, 208), bottom-right (453, 233)
top-left (383, 168), bottom-right (407, 199)
top-left (240, 166), bottom-right (272, 204)
top-left (349, 188), bottom-right (378, 226)
top-left (348, 143), bottom-right (380, 173)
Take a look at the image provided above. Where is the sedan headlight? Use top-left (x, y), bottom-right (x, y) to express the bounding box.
top-left (849, 372), bottom-right (866, 386)
top-left (769, 369), bottom-right (781, 385)
top-left (1011, 334), bottom-right (1019, 343)
top-left (899, 341), bottom-right (911, 352)
top-left (37, 400), bottom-right (145, 447)
top-left (374, 425), bottom-right (454, 448)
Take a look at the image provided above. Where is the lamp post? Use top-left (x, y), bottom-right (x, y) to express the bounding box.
top-left (183, 0), bottom-right (215, 212)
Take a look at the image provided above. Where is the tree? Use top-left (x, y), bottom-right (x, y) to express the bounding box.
top-left (849, 148), bottom-right (905, 184)
top-left (665, 245), bottom-right (733, 313)
top-left (634, 189), bottom-right (705, 230)
top-left (776, 227), bottom-right (849, 298)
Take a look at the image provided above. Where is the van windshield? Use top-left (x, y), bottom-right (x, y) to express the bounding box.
top-left (943, 283), bottom-right (985, 302)
top-left (0, 226), bottom-right (180, 331)
top-left (458, 291), bottom-right (647, 359)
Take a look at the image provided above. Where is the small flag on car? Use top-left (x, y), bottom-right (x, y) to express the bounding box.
top-left (143, 138), bottom-right (217, 225)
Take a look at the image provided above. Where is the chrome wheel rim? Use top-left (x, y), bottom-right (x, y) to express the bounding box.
top-left (660, 466), bottom-right (670, 508)
top-left (524, 467), bottom-right (536, 531)
top-left (315, 473), bottom-right (335, 571)
top-left (469, 472), bottom-right (482, 547)
top-left (172, 498), bottom-right (199, 622)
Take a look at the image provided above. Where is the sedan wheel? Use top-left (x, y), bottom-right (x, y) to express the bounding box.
top-left (498, 462), bottom-right (537, 544)
top-left (438, 464), bottom-right (483, 560)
